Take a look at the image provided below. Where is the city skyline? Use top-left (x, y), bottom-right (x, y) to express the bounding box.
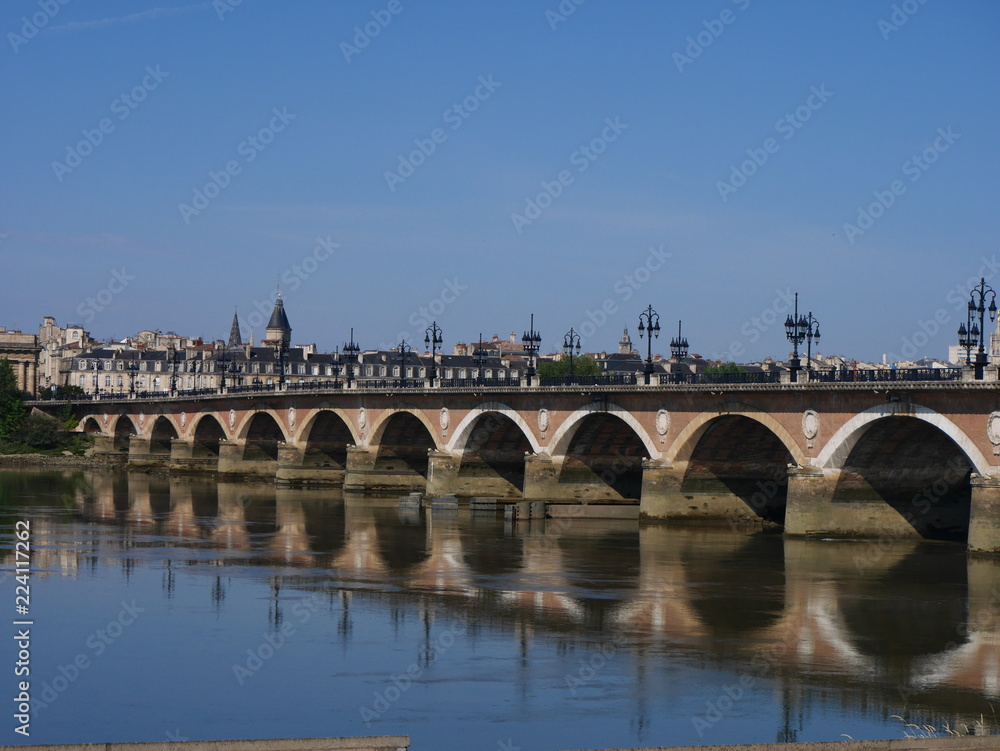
top-left (4, 1), bottom-right (998, 363)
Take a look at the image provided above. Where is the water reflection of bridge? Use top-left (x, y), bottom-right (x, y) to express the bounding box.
top-left (13, 470), bottom-right (1000, 712)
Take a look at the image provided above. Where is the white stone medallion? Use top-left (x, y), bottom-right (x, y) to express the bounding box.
top-left (439, 407), bottom-right (450, 432)
top-left (988, 411), bottom-right (1000, 456)
top-left (289, 406), bottom-right (296, 431)
top-left (655, 409), bottom-right (670, 443)
top-left (802, 409), bottom-right (819, 450)
top-left (180, 412), bottom-right (187, 430)
top-left (229, 409), bottom-right (237, 432)
top-left (538, 408), bottom-right (550, 435)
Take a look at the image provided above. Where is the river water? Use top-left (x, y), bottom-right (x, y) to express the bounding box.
top-left (1, 468), bottom-right (997, 750)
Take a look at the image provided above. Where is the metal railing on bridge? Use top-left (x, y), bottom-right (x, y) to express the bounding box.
top-left (807, 367), bottom-right (964, 383)
top-left (658, 371), bottom-right (782, 385)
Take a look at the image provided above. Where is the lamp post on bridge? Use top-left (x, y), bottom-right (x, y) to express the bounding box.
top-left (669, 320), bottom-right (688, 360)
top-left (637, 304), bottom-right (660, 385)
top-left (342, 328), bottom-right (360, 388)
top-left (397, 339), bottom-right (413, 387)
top-left (167, 346), bottom-right (179, 396)
top-left (473, 333), bottom-right (488, 385)
top-left (424, 322), bottom-right (442, 386)
top-left (273, 339), bottom-right (287, 390)
top-left (522, 313), bottom-right (541, 387)
top-left (784, 293), bottom-right (806, 382)
top-left (958, 277), bottom-right (997, 380)
top-left (803, 312), bottom-right (820, 372)
top-left (563, 327), bottom-right (581, 379)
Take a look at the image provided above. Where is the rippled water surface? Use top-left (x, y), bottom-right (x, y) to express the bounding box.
top-left (1, 469), bottom-right (997, 750)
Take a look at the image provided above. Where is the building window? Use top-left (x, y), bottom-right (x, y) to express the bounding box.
top-left (79, 361), bottom-right (87, 370)
top-left (155, 363), bottom-right (162, 372)
top-left (78, 375), bottom-right (85, 387)
top-left (312, 365), bottom-right (319, 376)
top-left (252, 363), bottom-right (260, 374)
top-left (92, 375), bottom-right (98, 387)
top-left (139, 362), bottom-right (147, 372)
top-left (117, 376), bottom-right (123, 387)
top-left (459, 369), bottom-right (467, 378)
top-left (392, 367), bottom-right (400, 377)
top-left (104, 376), bottom-right (111, 387)
top-left (445, 369), bottom-right (453, 378)
top-left (117, 361), bottom-right (124, 370)
top-left (298, 365), bottom-right (306, 375)
top-left (366, 366), bottom-right (373, 376)
top-left (485, 369), bottom-right (492, 378)
top-left (379, 367), bottom-right (387, 376)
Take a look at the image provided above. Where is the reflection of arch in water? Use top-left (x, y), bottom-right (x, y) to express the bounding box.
top-left (676, 415), bottom-right (795, 524)
top-left (461, 522), bottom-right (524, 577)
top-left (557, 528), bottom-right (641, 623)
top-left (684, 535), bottom-right (786, 640)
top-left (373, 508), bottom-right (429, 571)
top-left (828, 414), bottom-right (974, 541)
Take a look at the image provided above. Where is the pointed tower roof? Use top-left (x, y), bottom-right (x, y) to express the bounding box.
top-left (228, 310), bottom-right (243, 348)
top-left (267, 294), bottom-right (291, 330)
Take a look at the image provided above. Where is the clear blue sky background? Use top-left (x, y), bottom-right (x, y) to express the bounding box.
top-left (3, 0), bottom-right (998, 362)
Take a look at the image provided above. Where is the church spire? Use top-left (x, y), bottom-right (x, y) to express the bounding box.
top-left (228, 309), bottom-right (243, 348)
top-left (618, 327), bottom-right (633, 355)
top-left (265, 292), bottom-right (291, 347)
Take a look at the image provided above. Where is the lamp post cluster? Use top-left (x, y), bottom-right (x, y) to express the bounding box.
top-left (958, 276), bottom-right (997, 379)
top-left (784, 293), bottom-right (820, 382)
top-left (637, 304), bottom-right (660, 385)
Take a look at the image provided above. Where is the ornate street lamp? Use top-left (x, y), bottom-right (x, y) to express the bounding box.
top-left (958, 277), bottom-right (997, 379)
top-left (669, 320), bottom-right (689, 360)
top-left (784, 293), bottom-right (807, 382)
top-left (167, 346), bottom-right (179, 395)
top-left (125, 358), bottom-right (139, 396)
top-left (803, 312), bottom-right (821, 371)
top-left (218, 347), bottom-right (243, 392)
top-left (397, 339), bottom-right (413, 387)
top-left (424, 322), bottom-right (443, 386)
top-left (522, 313), bottom-right (541, 386)
top-left (473, 333), bottom-right (488, 385)
top-left (342, 328), bottom-right (360, 387)
top-left (563, 327), bottom-right (582, 378)
top-left (273, 339), bottom-right (287, 389)
top-left (637, 305), bottom-right (660, 385)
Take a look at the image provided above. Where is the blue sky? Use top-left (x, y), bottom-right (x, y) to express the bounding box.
top-left (3, 0), bottom-right (998, 362)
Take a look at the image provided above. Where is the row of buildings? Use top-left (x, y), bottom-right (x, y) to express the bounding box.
top-left (2, 296), bottom-right (998, 397)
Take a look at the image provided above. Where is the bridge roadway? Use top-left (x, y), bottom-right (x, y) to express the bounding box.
top-left (53, 378), bottom-right (1000, 553)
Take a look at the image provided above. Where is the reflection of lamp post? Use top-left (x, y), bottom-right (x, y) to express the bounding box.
top-left (637, 304), bottom-right (660, 385)
top-left (397, 340), bottom-right (412, 387)
top-left (958, 277), bottom-right (997, 380)
top-left (424, 322), bottom-right (442, 385)
top-left (563, 327), bottom-right (581, 377)
top-left (522, 313), bottom-right (541, 386)
top-left (342, 328), bottom-right (360, 388)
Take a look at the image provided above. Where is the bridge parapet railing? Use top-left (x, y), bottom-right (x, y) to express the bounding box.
top-left (808, 367), bottom-right (964, 383)
top-left (539, 374), bottom-right (638, 387)
top-left (657, 371), bottom-right (782, 385)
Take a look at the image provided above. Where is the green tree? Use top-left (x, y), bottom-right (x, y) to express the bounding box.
top-left (537, 355), bottom-right (602, 377)
top-left (704, 362), bottom-right (745, 374)
top-left (0, 359), bottom-right (25, 441)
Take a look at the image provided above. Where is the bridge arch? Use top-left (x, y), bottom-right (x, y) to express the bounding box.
top-left (816, 403), bottom-right (990, 475)
top-left (148, 416), bottom-right (179, 454)
top-left (548, 402), bottom-right (660, 461)
top-left (298, 410), bottom-right (357, 469)
top-left (112, 415), bottom-right (138, 451)
top-left (445, 402), bottom-right (543, 454)
top-left (192, 414), bottom-right (227, 459)
top-left (292, 407), bottom-right (360, 446)
top-left (667, 406), bottom-right (806, 467)
top-left (368, 410), bottom-right (439, 484)
top-left (556, 410), bottom-right (653, 500)
top-left (80, 416), bottom-right (103, 436)
top-left (240, 412), bottom-right (287, 462)
top-left (368, 408), bottom-right (439, 450)
top-left (235, 409), bottom-right (289, 443)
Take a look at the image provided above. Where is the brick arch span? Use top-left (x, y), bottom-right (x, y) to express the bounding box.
top-left (112, 414), bottom-right (138, 451)
top-left (80, 416), bottom-right (103, 436)
top-left (234, 408), bottom-right (290, 443)
top-left (666, 406), bottom-right (807, 468)
top-left (547, 402), bottom-right (660, 461)
top-left (445, 402), bottom-right (543, 455)
top-left (291, 407), bottom-right (360, 447)
top-left (816, 403), bottom-right (990, 475)
top-left (367, 408), bottom-right (441, 451)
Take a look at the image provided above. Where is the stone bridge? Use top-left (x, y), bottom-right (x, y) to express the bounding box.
top-left (57, 381), bottom-right (1000, 552)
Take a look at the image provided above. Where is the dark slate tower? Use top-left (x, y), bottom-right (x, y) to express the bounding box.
top-left (265, 293), bottom-right (291, 347)
top-left (228, 310), bottom-right (243, 348)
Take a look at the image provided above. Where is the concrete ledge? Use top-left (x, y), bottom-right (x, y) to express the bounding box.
top-left (0, 736), bottom-right (409, 751)
top-left (565, 737), bottom-right (998, 751)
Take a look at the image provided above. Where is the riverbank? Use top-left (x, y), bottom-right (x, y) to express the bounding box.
top-left (0, 452), bottom-right (109, 469)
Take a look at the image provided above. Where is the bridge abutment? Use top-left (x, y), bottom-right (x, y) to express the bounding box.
top-left (344, 446), bottom-right (426, 495)
top-left (127, 436), bottom-right (170, 469)
top-left (638, 462), bottom-right (684, 519)
top-left (969, 475), bottom-right (1000, 554)
top-left (426, 450), bottom-right (459, 497)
